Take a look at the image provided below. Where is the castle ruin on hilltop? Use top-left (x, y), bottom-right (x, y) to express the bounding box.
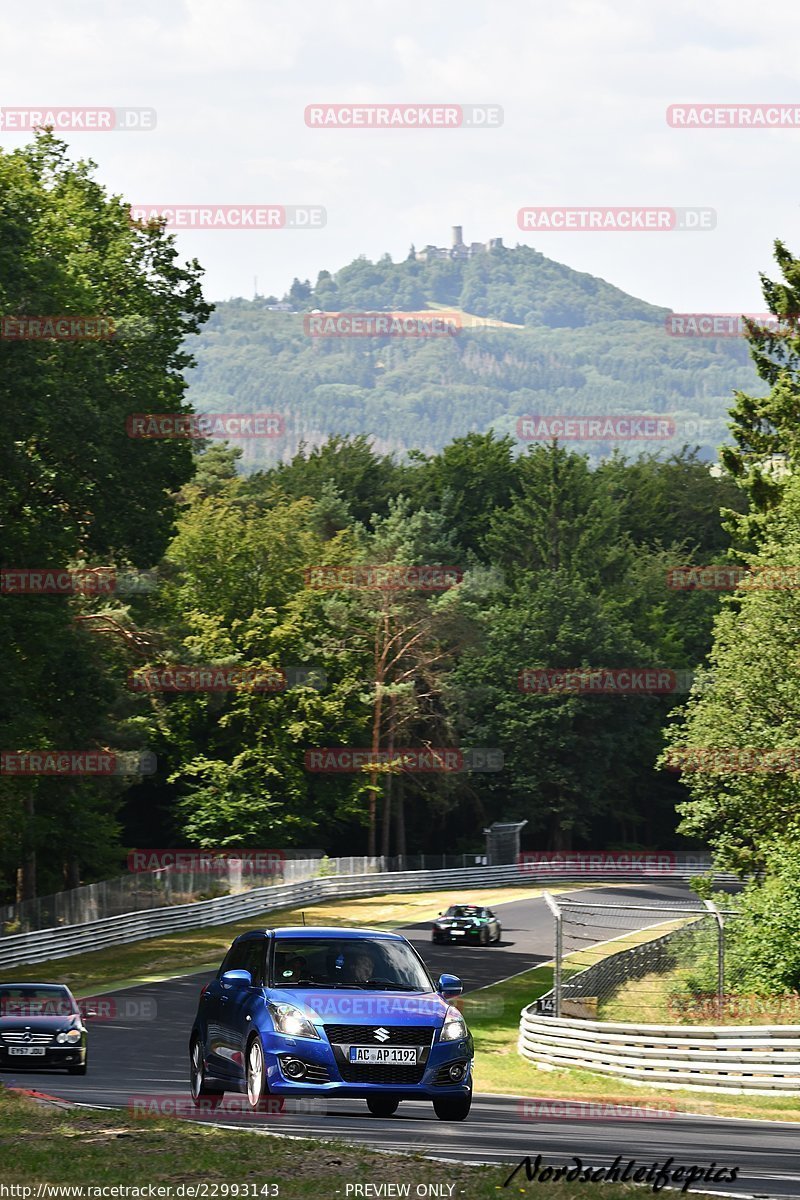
top-left (414, 227), bottom-right (504, 262)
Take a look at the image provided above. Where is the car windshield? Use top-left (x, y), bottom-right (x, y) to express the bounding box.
top-left (271, 938), bottom-right (433, 991)
top-left (0, 986), bottom-right (76, 1018)
top-left (444, 906), bottom-right (481, 918)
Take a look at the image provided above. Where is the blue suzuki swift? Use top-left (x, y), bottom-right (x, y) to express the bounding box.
top-left (190, 927), bottom-right (474, 1119)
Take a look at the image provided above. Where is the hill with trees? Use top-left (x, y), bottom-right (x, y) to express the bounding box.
top-left (186, 242), bottom-right (760, 469)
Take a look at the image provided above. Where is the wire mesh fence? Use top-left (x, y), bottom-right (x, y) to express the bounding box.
top-left (536, 895), bottom-right (749, 1023)
top-left (0, 852), bottom-right (490, 935)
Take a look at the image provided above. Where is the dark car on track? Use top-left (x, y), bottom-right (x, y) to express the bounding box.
top-left (0, 983), bottom-right (88, 1074)
top-left (190, 927), bottom-right (474, 1120)
top-left (431, 904), bottom-right (501, 945)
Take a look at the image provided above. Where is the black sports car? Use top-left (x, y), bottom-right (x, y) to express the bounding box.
top-left (0, 983), bottom-right (88, 1074)
top-left (432, 905), bottom-right (502, 945)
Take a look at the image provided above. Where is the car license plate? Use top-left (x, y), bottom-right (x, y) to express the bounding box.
top-left (349, 1046), bottom-right (418, 1064)
top-left (451, 929), bottom-right (465, 935)
top-left (9, 1046), bottom-right (46, 1056)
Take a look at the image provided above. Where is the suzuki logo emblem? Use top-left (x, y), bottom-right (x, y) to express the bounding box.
top-left (373, 1027), bottom-right (390, 1042)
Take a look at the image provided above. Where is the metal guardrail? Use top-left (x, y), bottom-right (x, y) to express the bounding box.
top-left (518, 1010), bottom-right (800, 1094)
top-left (0, 855), bottom-right (733, 968)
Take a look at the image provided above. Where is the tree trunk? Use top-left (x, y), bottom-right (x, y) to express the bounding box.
top-left (16, 796), bottom-right (36, 901)
top-left (381, 695), bottom-right (396, 859)
top-left (395, 773), bottom-right (406, 859)
top-left (65, 856), bottom-right (81, 890)
top-left (367, 688), bottom-right (383, 858)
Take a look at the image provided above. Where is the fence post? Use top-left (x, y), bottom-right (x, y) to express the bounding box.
top-left (702, 898), bottom-right (725, 1013)
top-left (543, 891), bottom-right (563, 1018)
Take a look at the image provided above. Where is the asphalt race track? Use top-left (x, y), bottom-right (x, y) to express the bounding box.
top-left (4, 882), bottom-right (800, 1197)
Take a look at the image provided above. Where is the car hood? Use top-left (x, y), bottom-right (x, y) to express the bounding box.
top-left (0, 1015), bottom-right (81, 1031)
top-left (266, 987), bottom-right (450, 1025)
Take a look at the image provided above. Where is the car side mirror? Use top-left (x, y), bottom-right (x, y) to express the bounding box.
top-left (221, 969), bottom-right (252, 987)
top-left (84, 1009), bottom-right (97, 1019)
top-left (436, 973), bottom-right (462, 998)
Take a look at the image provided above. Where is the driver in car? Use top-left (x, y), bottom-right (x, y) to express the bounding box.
top-left (347, 951), bottom-right (375, 984)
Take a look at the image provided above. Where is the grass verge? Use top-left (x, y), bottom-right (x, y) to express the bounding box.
top-left (598, 967), bottom-right (800, 1026)
top-left (0, 1086), bottom-right (726, 1198)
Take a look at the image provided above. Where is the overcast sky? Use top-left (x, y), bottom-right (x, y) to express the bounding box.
top-left (1, 0), bottom-right (798, 311)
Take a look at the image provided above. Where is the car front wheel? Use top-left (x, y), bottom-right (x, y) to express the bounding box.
top-left (246, 1036), bottom-right (270, 1111)
top-left (67, 1062), bottom-right (87, 1076)
top-left (190, 1038), bottom-right (223, 1107)
top-left (479, 926), bottom-right (489, 945)
top-left (433, 1086), bottom-right (472, 1121)
top-left (367, 1095), bottom-right (400, 1117)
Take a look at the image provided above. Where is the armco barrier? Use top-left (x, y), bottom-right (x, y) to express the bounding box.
top-left (518, 1011), bottom-right (800, 1095)
top-left (0, 855), bottom-right (733, 968)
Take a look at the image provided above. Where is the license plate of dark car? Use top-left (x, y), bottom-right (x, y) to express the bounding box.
top-left (9, 1047), bottom-right (46, 1056)
top-left (349, 1046), bottom-right (418, 1064)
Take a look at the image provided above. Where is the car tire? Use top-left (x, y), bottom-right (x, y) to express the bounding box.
top-left (190, 1037), bottom-right (224, 1107)
top-left (245, 1035), bottom-right (270, 1111)
top-left (479, 926), bottom-right (489, 945)
top-left (67, 1063), bottom-right (87, 1075)
top-left (366, 1095), bottom-right (400, 1117)
top-left (433, 1086), bottom-right (472, 1121)
top-left (494, 926), bottom-right (502, 943)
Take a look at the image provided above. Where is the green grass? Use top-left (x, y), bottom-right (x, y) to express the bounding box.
top-left (599, 967), bottom-right (800, 1026)
top-left (0, 1086), bottom-right (727, 1197)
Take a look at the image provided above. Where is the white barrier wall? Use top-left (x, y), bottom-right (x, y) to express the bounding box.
top-left (518, 1009), bottom-right (800, 1095)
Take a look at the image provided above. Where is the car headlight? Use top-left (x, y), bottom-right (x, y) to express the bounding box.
top-left (268, 1002), bottom-right (319, 1039)
top-left (56, 1029), bottom-right (82, 1044)
top-left (440, 1007), bottom-right (468, 1042)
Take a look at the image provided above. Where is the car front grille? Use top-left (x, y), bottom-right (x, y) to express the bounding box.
top-left (338, 1062), bottom-right (426, 1085)
top-left (324, 1024), bottom-right (435, 1047)
top-left (0, 1031), bottom-right (55, 1045)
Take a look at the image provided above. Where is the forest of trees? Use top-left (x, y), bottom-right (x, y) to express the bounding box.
top-left (2, 134), bottom-right (800, 1001)
top-left (187, 246), bottom-right (760, 470)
